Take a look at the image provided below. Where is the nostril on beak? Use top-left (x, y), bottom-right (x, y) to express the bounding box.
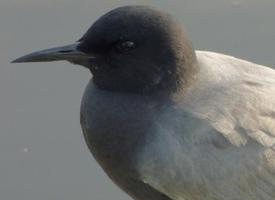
top-left (59, 50), bottom-right (73, 53)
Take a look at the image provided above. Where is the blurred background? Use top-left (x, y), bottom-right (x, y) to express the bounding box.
top-left (1, 0), bottom-right (275, 199)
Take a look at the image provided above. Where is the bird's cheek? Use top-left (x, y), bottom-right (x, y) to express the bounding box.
top-left (88, 59), bottom-right (100, 71)
top-left (88, 56), bottom-right (112, 72)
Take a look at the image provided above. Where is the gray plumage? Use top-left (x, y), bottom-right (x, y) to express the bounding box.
top-left (12, 5), bottom-right (275, 200)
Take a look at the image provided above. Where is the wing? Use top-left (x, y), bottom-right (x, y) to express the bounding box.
top-left (137, 51), bottom-right (275, 200)
top-left (187, 51), bottom-right (275, 149)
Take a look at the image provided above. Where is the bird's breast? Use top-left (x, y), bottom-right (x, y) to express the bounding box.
top-left (80, 80), bottom-right (163, 178)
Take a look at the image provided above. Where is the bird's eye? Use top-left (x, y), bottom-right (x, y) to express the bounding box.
top-left (116, 41), bottom-right (136, 53)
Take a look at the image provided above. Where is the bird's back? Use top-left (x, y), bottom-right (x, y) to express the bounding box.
top-left (187, 51), bottom-right (275, 147)
top-left (147, 51), bottom-right (275, 200)
top-left (134, 51), bottom-right (275, 200)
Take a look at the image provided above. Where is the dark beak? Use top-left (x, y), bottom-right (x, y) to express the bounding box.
top-left (11, 42), bottom-right (94, 63)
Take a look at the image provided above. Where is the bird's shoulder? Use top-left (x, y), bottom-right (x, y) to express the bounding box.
top-left (184, 50), bottom-right (275, 153)
top-left (136, 51), bottom-right (275, 200)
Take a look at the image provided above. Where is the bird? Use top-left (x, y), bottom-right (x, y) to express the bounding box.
top-left (12, 5), bottom-right (275, 200)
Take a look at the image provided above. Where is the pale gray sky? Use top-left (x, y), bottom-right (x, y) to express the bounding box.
top-left (1, 0), bottom-right (275, 200)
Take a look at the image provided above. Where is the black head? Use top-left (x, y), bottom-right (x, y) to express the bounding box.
top-left (12, 6), bottom-right (198, 95)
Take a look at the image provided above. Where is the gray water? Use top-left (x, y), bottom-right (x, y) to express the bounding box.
top-left (1, 0), bottom-right (275, 199)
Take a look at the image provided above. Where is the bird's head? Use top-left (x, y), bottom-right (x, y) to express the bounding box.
top-left (12, 6), bottom-right (197, 95)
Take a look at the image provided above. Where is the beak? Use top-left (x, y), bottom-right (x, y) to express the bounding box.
top-left (11, 42), bottom-right (94, 63)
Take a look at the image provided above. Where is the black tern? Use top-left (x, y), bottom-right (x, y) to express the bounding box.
top-left (12, 5), bottom-right (275, 200)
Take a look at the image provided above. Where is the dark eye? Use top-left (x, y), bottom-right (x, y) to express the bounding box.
top-left (116, 41), bottom-right (136, 53)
